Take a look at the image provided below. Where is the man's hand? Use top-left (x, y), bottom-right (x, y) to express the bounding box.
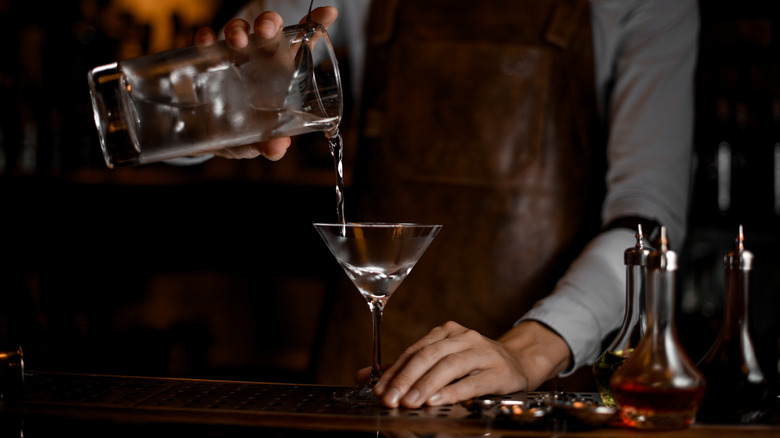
top-left (192, 7), bottom-right (338, 161)
top-left (359, 320), bottom-right (572, 408)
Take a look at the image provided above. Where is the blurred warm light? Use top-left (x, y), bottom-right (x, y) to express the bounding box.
top-left (113, 0), bottom-right (220, 53)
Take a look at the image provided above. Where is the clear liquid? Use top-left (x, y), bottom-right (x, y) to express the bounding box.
top-left (327, 131), bottom-right (346, 226)
top-left (124, 90), bottom-right (338, 164)
top-left (339, 263), bottom-right (413, 303)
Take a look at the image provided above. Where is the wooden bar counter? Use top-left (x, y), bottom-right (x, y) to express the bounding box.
top-left (1, 372), bottom-right (779, 437)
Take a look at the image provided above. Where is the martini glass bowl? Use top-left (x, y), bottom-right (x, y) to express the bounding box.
top-left (313, 222), bottom-right (441, 405)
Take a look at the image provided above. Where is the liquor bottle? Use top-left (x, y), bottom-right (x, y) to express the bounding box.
top-left (610, 227), bottom-right (706, 429)
top-left (592, 224), bottom-right (651, 407)
top-left (696, 225), bottom-right (769, 424)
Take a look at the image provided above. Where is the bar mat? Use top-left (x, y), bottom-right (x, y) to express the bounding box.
top-left (4, 371), bottom-right (618, 435)
top-left (12, 371), bottom-right (477, 419)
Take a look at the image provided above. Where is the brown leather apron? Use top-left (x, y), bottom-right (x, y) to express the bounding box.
top-left (314, 0), bottom-right (606, 386)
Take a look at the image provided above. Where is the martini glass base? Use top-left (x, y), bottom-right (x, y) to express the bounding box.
top-left (332, 385), bottom-right (383, 406)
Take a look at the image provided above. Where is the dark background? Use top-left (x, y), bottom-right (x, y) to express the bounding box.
top-left (0, 0), bottom-right (778, 389)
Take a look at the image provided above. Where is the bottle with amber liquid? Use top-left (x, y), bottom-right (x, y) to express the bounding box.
top-left (610, 227), bottom-right (706, 429)
top-left (696, 226), bottom-right (769, 424)
top-left (593, 224), bottom-right (651, 407)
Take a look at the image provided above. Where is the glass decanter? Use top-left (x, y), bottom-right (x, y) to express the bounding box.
top-left (593, 224), bottom-right (651, 407)
top-left (610, 227), bottom-right (706, 429)
top-left (696, 225), bottom-right (770, 424)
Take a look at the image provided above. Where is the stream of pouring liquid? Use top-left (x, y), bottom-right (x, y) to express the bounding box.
top-left (328, 130), bottom-right (346, 231)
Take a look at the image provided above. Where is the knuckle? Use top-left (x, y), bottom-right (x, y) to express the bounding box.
top-left (460, 328), bottom-right (482, 342)
top-left (428, 325), bottom-right (447, 337)
top-left (400, 344), bottom-right (422, 359)
top-left (441, 320), bottom-right (463, 331)
top-left (226, 18), bottom-right (249, 30)
top-left (441, 351), bottom-right (469, 371)
top-left (415, 345), bottom-right (440, 363)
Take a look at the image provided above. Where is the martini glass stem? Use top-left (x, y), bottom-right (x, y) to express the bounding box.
top-left (368, 300), bottom-right (385, 387)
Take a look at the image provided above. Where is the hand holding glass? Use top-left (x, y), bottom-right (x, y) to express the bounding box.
top-left (88, 23), bottom-right (341, 168)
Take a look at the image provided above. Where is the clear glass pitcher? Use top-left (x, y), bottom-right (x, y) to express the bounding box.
top-left (87, 23), bottom-right (342, 168)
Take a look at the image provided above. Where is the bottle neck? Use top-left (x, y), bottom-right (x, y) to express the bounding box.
top-left (605, 265), bottom-right (647, 354)
top-left (625, 264), bottom-right (647, 332)
top-left (721, 268), bottom-right (752, 339)
top-left (646, 268), bottom-right (676, 338)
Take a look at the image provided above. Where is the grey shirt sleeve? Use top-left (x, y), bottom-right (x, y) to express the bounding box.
top-left (519, 0), bottom-right (699, 375)
top-left (518, 228), bottom-right (634, 376)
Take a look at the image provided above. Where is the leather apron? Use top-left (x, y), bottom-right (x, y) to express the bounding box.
top-left (314, 0), bottom-right (606, 386)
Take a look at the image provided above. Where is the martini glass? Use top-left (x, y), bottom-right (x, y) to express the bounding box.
top-left (313, 222), bottom-right (441, 405)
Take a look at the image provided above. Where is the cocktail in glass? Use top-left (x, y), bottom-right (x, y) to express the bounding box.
top-left (313, 222), bottom-right (441, 405)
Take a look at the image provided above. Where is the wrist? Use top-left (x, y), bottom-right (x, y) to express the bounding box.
top-left (497, 320), bottom-right (572, 389)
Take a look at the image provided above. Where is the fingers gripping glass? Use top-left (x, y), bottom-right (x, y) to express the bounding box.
top-left (87, 20), bottom-right (342, 168)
